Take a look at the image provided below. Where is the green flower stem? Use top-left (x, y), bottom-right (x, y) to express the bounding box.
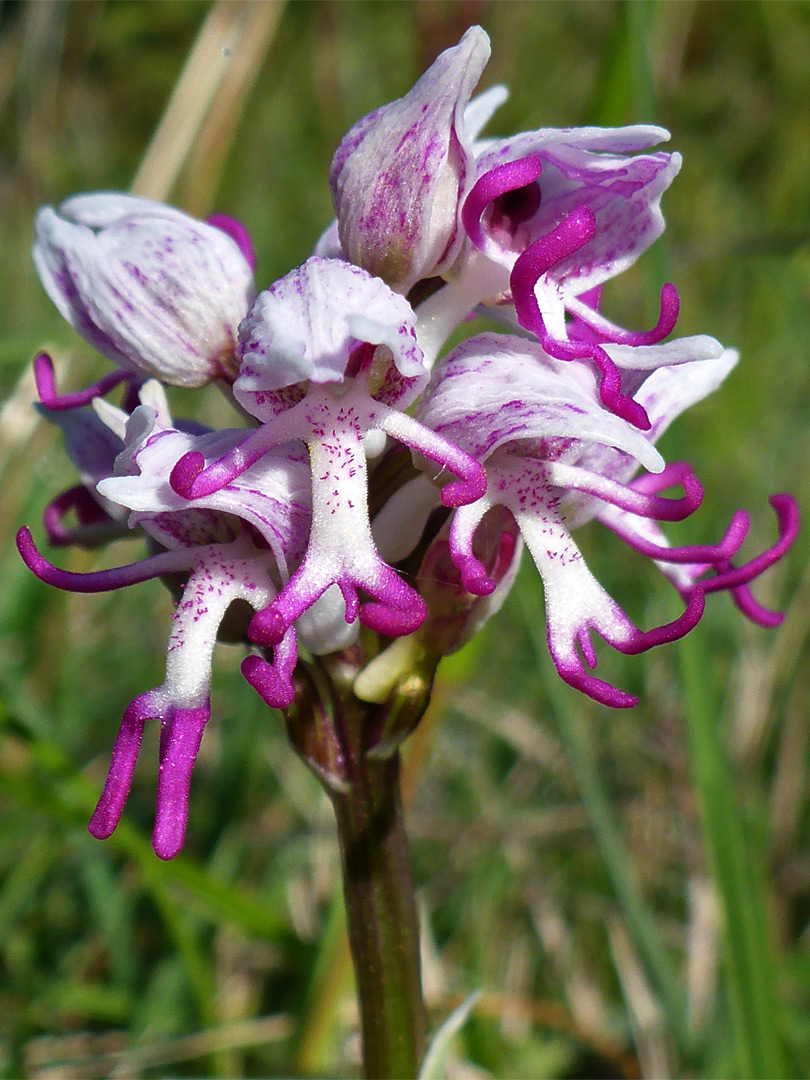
top-left (286, 654), bottom-right (429, 1079)
top-left (331, 753), bottom-right (426, 1079)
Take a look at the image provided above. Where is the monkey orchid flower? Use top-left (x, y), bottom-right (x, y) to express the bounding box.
top-left (327, 25), bottom-right (682, 431)
top-left (33, 193), bottom-right (256, 390)
top-left (329, 26), bottom-right (491, 293)
top-left (415, 333), bottom-right (799, 707)
top-left (17, 387), bottom-right (311, 858)
top-left (168, 257), bottom-right (489, 707)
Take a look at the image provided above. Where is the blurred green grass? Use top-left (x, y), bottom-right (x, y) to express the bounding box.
top-left (1, 1), bottom-right (810, 1077)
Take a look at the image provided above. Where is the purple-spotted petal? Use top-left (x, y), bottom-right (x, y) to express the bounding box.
top-left (235, 258), bottom-right (426, 403)
top-left (473, 126), bottom-right (680, 286)
top-left (33, 193), bottom-right (255, 386)
top-left (97, 411), bottom-right (311, 574)
top-left (330, 26), bottom-right (490, 291)
top-left (416, 332), bottom-right (664, 472)
top-left (87, 539), bottom-right (281, 856)
top-left (450, 453), bottom-right (705, 708)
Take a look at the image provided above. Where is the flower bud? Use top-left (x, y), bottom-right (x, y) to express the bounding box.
top-left (329, 26), bottom-right (490, 293)
top-left (33, 193), bottom-right (255, 387)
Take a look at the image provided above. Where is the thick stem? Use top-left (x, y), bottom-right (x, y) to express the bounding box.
top-left (330, 750), bottom-right (426, 1079)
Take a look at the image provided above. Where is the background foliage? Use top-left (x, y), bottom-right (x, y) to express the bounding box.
top-left (1, 1), bottom-right (809, 1076)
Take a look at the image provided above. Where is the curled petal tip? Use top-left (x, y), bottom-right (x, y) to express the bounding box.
top-left (33, 352), bottom-right (56, 402)
top-left (465, 573), bottom-right (496, 597)
top-left (769, 493), bottom-right (800, 538)
top-left (359, 605), bottom-right (426, 638)
top-left (87, 817), bottom-right (117, 841)
top-left (569, 204), bottom-right (597, 237)
top-left (248, 607), bottom-right (287, 648)
top-left (152, 833), bottom-right (185, 861)
top-left (169, 451), bottom-right (205, 498)
top-left (617, 396), bottom-right (652, 431)
top-left (555, 663), bottom-right (639, 709)
top-left (16, 525), bottom-right (35, 563)
top-left (241, 655), bottom-right (295, 710)
top-left (440, 468), bottom-right (488, 509)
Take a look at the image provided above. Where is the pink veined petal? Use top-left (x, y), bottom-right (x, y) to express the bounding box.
top-left (632, 349), bottom-right (739, 446)
top-left (101, 419), bottom-right (311, 577)
top-left (416, 332), bottom-right (664, 475)
top-left (235, 258), bottom-right (426, 398)
top-left (33, 195), bottom-right (255, 387)
top-left (329, 26), bottom-right (490, 290)
top-left (475, 128), bottom-right (680, 290)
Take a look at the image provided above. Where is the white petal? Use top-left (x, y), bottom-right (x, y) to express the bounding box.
top-left (465, 84), bottom-right (509, 142)
top-left (33, 196), bottom-right (255, 386)
top-left (417, 332), bottom-right (664, 473)
top-left (295, 584), bottom-right (360, 654)
top-left (330, 26), bottom-right (490, 290)
top-left (235, 258), bottom-right (425, 400)
top-left (636, 348), bottom-right (739, 442)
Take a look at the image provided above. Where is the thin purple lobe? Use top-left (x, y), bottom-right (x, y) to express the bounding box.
top-left (207, 213), bottom-right (256, 272)
top-left (34, 351), bottom-right (129, 411)
top-left (43, 486), bottom-right (115, 546)
top-left (241, 654), bottom-right (295, 710)
top-left (702, 494), bottom-right (799, 597)
top-left (462, 156), bottom-right (544, 248)
top-left (153, 706), bottom-right (209, 860)
top-left (88, 699), bottom-right (148, 840)
top-left (16, 526), bottom-right (193, 592)
top-left (509, 210), bottom-right (652, 430)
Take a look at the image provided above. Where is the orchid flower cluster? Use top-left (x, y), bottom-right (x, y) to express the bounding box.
top-left (18, 27), bottom-right (797, 859)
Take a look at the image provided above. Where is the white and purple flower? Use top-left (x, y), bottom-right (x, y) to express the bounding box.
top-left (33, 194), bottom-right (256, 390)
top-left (17, 26), bottom-right (798, 856)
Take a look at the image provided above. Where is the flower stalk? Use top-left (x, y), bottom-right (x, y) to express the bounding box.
top-left (284, 651), bottom-right (431, 1079)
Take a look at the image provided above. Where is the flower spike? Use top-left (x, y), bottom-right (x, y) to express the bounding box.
top-left (15, 25), bottom-right (799, 865)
